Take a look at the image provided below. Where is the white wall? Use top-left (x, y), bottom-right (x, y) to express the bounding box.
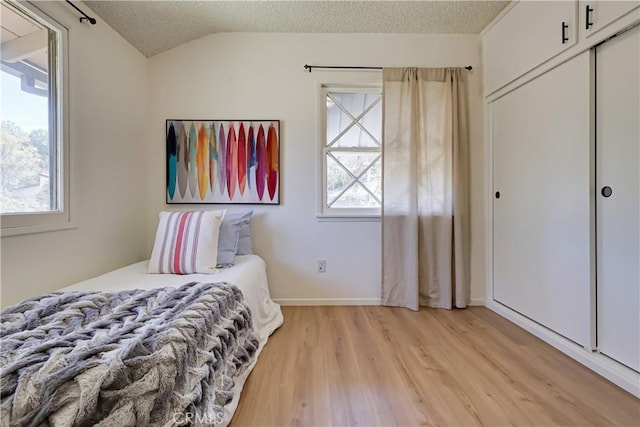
top-left (148, 33), bottom-right (486, 304)
top-left (0, 2), bottom-right (149, 307)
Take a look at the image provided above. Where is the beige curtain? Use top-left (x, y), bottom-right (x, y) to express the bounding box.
top-left (381, 68), bottom-right (470, 310)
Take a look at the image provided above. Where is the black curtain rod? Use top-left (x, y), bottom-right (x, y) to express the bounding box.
top-left (65, 1), bottom-right (96, 25)
top-left (304, 64), bottom-right (472, 73)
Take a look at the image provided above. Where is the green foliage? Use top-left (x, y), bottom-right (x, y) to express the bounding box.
top-left (29, 128), bottom-right (50, 158)
top-left (0, 121), bottom-right (50, 213)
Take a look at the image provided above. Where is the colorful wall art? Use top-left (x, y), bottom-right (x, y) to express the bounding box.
top-left (166, 120), bottom-right (280, 204)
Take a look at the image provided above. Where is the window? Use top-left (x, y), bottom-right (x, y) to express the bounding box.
top-left (1, 1), bottom-right (69, 235)
top-left (320, 86), bottom-right (382, 217)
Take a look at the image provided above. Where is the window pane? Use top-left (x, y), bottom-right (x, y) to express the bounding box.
top-left (330, 151), bottom-right (378, 178)
top-left (358, 157), bottom-right (381, 200)
top-left (322, 87), bottom-right (381, 213)
top-left (330, 121), bottom-right (379, 148)
top-left (327, 92), bottom-right (381, 147)
top-left (326, 152), bottom-right (381, 208)
top-left (331, 183), bottom-right (380, 208)
top-left (1, 4), bottom-right (56, 214)
top-left (326, 155), bottom-right (354, 204)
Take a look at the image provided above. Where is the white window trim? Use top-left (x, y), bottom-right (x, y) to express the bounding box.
top-left (317, 84), bottom-right (382, 220)
top-left (1, 1), bottom-right (72, 237)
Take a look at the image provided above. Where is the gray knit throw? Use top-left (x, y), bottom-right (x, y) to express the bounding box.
top-left (0, 282), bottom-right (259, 426)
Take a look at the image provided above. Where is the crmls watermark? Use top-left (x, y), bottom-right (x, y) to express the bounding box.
top-left (172, 411), bottom-right (224, 425)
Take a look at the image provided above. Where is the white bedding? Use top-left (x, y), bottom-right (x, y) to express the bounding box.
top-left (59, 254), bottom-right (283, 426)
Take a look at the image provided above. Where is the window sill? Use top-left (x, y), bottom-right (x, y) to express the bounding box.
top-left (316, 214), bottom-right (381, 223)
top-left (1, 222), bottom-right (76, 237)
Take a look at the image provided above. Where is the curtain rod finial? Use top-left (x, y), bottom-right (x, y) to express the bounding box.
top-left (66, 1), bottom-right (97, 25)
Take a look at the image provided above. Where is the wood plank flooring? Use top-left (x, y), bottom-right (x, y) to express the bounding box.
top-left (231, 306), bottom-right (639, 426)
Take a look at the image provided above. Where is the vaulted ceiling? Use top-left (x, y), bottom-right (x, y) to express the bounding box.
top-left (84, 1), bottom-right (510, 57)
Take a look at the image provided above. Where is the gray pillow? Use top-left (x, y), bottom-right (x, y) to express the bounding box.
top-left (216, 219), bottom-right (240, 268)
top-left (224, 210), bottom-right (253, 255)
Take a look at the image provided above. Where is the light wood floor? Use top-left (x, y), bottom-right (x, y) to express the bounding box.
top-left (231, 306), bottom-right (639, 426)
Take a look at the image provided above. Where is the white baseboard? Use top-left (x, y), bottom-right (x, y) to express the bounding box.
top-left (276, 297), bottom-right (486, 307)
top-left (485, 299), bottom-right (640, 398)
top-left (275, 298), bottom-right (381, 306)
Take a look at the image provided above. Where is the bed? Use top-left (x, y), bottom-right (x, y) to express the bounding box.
top-left (62, 255), bottom-right (283, 426)
top-left (1, 210), bottom-right (283, 426)
top-left (59, 255), bottom-right (283, 353)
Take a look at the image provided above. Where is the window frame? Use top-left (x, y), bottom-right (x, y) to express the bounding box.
top-left (317, 84), bottom-right (383, 220)
top-left (1, 1), bottom-right (71, 236)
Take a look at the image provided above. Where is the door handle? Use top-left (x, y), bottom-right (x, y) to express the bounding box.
top-left (601, 186), bottom-right (612, 198)
top-left (585, 5), bottom-right (594, 30)
top-left (562, 21), bottom-right (569, 44)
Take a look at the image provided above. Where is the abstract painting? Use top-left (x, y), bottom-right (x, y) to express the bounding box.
top-left (166, 120), bottom-right (280, 204)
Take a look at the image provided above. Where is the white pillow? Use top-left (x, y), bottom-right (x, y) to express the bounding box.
top-left (148, 210), bottom-right (225, 274)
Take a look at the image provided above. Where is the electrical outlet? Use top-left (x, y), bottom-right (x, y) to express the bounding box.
top-left (317, 259), bottom-right (327, 273)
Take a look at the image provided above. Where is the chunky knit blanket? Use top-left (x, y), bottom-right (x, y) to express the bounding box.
top-left (0, 282), bottom-right (259, 426)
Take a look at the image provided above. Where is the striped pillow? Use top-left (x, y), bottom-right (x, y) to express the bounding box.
top-left (148, 210), bottom-right (225, 274)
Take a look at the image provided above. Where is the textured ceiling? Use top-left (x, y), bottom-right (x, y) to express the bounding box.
top-left (84, 1), bottom-right (510, 58)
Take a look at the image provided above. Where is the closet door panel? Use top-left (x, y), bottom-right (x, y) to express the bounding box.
top-left (493, 52), bottom-right (591, 347)
top-left (581, 1), bottom-right (640, 39)
top-left (596, 25), bottom-right (640, 372)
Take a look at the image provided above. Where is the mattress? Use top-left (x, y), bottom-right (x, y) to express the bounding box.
top-left (59, 254), bottom-right (283, 426)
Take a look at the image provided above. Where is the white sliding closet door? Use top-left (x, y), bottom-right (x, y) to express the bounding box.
top-left (492, 52), bottom-right (591, 347)
top-left (596, 25), bottom-right (640, 372)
